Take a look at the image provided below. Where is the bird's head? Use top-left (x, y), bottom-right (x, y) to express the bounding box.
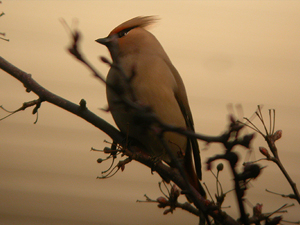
top-left (95, 16), bottom-right (159, 57)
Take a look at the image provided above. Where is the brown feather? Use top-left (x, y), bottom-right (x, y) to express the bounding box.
top-left (109, 16), bottom-right (159, 36)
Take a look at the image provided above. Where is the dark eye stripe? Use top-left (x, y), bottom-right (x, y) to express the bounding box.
top-left (117, 26), bottom-right (138, 38)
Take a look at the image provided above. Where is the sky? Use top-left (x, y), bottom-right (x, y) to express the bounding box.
top-left (1, 1), bottom-right (300, 224)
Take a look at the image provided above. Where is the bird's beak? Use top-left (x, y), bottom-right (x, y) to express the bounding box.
top-left (95, 36), bottom-right (111, 47)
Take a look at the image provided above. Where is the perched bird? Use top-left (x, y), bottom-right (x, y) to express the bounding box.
top-left (96, 16), bottom-right (205, 197)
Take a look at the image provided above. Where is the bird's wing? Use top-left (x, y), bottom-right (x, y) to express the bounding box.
top-left (164, 59), bottom-right (202, 180)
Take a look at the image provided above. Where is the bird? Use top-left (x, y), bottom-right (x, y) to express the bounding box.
top-left (95, 16), bottom-right (205, 197)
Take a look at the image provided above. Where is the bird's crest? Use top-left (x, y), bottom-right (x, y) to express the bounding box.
top-left (109, 16), bottom-right (159, 36)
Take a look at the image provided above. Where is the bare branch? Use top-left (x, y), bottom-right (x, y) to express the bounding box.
top-left (0, 56), bottom-right (123, 143)
top-left (241, 106), bottom-right (300, 204)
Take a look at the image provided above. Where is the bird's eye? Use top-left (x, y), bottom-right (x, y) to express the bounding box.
top-left (118, 27), bottom-right (134, 38)
top-left (118, 30), bottom-right (129, 38)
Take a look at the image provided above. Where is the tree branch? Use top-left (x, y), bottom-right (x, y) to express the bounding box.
top-left (0, 56), bottom-right (123, 143)
top-left (240, 107), bottom-right (300, 204)
top-left (0, 55), bottom-right (240, 224)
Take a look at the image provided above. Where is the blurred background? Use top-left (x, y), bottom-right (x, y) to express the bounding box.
top-left (1, 1), bottom-right (300, 224)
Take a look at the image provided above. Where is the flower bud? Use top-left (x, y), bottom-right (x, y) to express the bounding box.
top-left (273, 130), bottom-right (282, 141)
top-left (171, 184), bottom-right (180, 199)
top-left (259, 146), bottom-right (270, 159)
top-left (103, 147), bottom-right (112, 154)
top-left (120, 164), bottom-right (125, 171)
top-left (100, 56), bottom-right (111, 64)
top-left (253, 203), bottom-right (263, 216)
top-left (163, 208), bottom-right (172, 215)
top-left (157, 196), bottom-right (168, 205)
top-left (217, 163), bottom-right (224, 171)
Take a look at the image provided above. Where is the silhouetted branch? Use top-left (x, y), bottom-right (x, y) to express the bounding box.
top-left (239, 106), bottom-right (300, 204)
top-left (0, 56), bottom-right (123, 142)
top-left (137, 193), bottom-right (200, 216)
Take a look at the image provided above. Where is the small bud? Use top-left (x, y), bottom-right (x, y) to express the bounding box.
top-left (32, 106), bottom-right (38, 114)
top-left (32, 101), bottom-right (41, 115)
top-left (163, 208), bottom-right (172, 215)
top-left (120, 164), bottom-right (125, 171)
top-left (259, 146), bottom-right (270, 159)
top-left (103, 147), bottom-right (112, 154)
top-left (204, 199), bottom-right (211, 206)
top-left (273, 130), bottom-right (282, 141)
top-left (79, 99), bottom-right (87, 109)
top-left (100, 56), bottom-right (111, 65)
top-left (253, 203), bottom-right (263, 216)
top-left (217, 163), bottom-right (224, 171)
top-left (157, 196), bottom-right (168, 205)
top-left (97, 158), bottom-right (103, 163)
top-left (171, 184), bottom-right (180, 199)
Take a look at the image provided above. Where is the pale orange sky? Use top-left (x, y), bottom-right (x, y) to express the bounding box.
top-left (1, 1), bottom-right (300, 224)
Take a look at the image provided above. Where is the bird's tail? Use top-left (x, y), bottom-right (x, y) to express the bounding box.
top-left (184, 141), bottom-right (206, 198)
